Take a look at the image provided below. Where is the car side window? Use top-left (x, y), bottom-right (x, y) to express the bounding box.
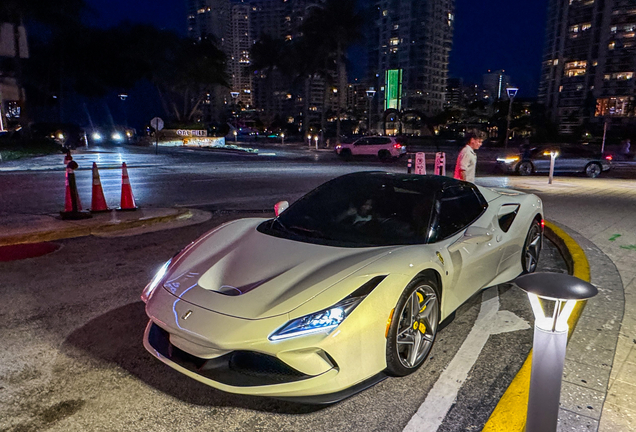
top-left (356, 139), bottom-right (369, 146)
top-left (431, 186), bottom-right (487, 241)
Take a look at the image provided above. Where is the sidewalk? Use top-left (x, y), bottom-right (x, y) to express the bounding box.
top-left (478, 176), bottom-right (636, 431)
top-left (0, 207), bottom-right (211, 247)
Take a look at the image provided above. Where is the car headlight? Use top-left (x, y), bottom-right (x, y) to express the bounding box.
top-left (269, 297), bottom-right (364, 341)
top-left (141, 259), bottom-right (171, 303)
top-left (92, 132), bottom-right (102, 141)
top-left (496, 156), bottom-right (519, 164)
top-left (112, 132), bottom-right (123, 141)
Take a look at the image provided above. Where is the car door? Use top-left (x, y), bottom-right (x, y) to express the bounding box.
top-left (353, 138), bottom-right (371, 155)
top-left (368, 137), bottom-right (391, 156)
top-left (432, 186), bottom-right (505, 308)
top-left (558, 147), bottom-right (591, 172)
top-left (532, 147), bottom-right (559, 172)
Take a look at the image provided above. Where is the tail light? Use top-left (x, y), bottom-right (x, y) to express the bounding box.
top-left (335, 144), bottom-right (342, 150)
top-left (541, 219), bottom-right (545, 231)
top-left (605, 155), bottom-right (613, 161)
top-left (393, 143), bottom-right (403, 149)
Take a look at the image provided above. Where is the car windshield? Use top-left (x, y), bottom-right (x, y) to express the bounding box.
top-left (258, 174), bottom-right (437, 247)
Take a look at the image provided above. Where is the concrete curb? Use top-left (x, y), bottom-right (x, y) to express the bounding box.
top-left (482, 220), bottom-right (591, 431)
top-left (0, 208), bottom-right (196, 247)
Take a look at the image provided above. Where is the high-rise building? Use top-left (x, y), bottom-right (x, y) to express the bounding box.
top-left (482, 69), bottom-right (512, 101)
top-left (539, 0), bottom-right (636, 134)
top-left (368, 0), bottom-right (455, 120)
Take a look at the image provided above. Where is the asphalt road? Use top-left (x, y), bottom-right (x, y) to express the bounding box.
top-left (1, 142), bottom-right (635, 215)
top-left (0, 144), bottom-right (574, 431)
top-left (0, 212), bottom-right (566, 432)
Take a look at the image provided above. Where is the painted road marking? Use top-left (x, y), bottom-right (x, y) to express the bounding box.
top-left (403, 288), bottom-right (530, 432)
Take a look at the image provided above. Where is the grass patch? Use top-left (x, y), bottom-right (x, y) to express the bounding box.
top-left (0, 137), bottom-right (64, 162)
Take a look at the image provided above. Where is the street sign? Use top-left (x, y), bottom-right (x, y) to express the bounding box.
top-left (150, 117), bottom-right (164, 131)
top-left (415, 152), bottom-right (426, 175)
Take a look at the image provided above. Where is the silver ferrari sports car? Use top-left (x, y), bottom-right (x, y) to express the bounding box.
top-left (142, 172), bottom-right (543, 403)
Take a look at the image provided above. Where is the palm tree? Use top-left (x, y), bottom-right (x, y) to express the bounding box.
top-left (250, 34), bottom-right (292, 128)
top-left (301, 0), bottom-right (364, 143)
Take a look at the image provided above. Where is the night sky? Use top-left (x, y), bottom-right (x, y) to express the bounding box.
top-left (81, 0), bottom-right (549, 127)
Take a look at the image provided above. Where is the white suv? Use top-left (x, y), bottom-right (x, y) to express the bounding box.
top-left (335, 136), bottom-right (406, 160)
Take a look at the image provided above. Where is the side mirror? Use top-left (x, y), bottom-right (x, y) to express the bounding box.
top-left (274, 201), bottom-right (289, 217)
top-left (448, 226), bottom-right (493, 252)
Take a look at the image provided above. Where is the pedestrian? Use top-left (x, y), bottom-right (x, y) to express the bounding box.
top-left (454, 129), bottom-right (486, 183)
top-left (620, 138), bottom-right (631, 159)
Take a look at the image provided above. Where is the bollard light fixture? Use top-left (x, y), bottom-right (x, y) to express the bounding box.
top-left (518, 272), bottom-right (596, 332)
top-left (515, 272), bottom-right (597, 432)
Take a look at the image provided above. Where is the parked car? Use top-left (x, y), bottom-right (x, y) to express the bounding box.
top-left (142, 172), bottom-right (543, 402)
top-left (335, 136), bottom-right (406, 160)
top-left (31, 123), bottom-right (87, 149)
top-left (496, 145), bottom-right (611, 178)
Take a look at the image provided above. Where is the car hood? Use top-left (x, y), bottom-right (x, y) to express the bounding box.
top-left (161, 218), bottom-right (392, 319)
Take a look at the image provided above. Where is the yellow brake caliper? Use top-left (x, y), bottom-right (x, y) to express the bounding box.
top-left (415, 292), bottom-right (427, 334)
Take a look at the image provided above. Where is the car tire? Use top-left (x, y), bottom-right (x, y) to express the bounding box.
top-left (584, 162), bottom-right (602, 178)
top-left (516, 161), bottom-right (534, 176)
top-left (386, 276), bottom-right (440, 377)
top-left (378, 150), bottom-right (391, 161)
top-left (522, 220), bottom-right (542, 274)
top-left (339, 149), bottom-right (352, 161)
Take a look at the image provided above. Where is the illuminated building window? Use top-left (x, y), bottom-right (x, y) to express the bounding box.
top-left (383, 10), bottom-right (388, 16)
top-left (564, 60), bottom-right (587, 77)
top-left (614, 72), bottom-right (634, 80)
top-left (390, 37), bottom-right (400, 46)
top-left (595, 96), bottom-right (634, 117)
top-left (604, 74), bottom-right (611, 80)
top-left (609, 41), bottom-right (616, 49)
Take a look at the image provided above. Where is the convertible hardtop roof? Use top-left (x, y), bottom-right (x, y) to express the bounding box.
top-left (339, 171), bottom-right (472, 192)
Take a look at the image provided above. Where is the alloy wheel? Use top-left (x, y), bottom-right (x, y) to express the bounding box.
top-left (523, 223), bottom-right (542, 273)
top-left (395, 285), bottom-right (439, 369)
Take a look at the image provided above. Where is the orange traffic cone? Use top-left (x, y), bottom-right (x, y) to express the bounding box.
top-left (61, 160), bottom-right (91, 220)
top-left (90, 162), bottom-right (110, 212)
top-left (64, 168), bottom-right (80, 212)
top-left (118, 162), bottom-right (137, 211)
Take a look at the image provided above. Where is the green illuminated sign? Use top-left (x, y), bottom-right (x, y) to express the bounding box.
top-left (385, 69), bottom-right (403, 110)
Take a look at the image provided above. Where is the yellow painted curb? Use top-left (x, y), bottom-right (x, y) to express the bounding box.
top-left (482, 220), bottom-right (591, 432)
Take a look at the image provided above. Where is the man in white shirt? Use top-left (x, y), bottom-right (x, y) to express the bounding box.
top-left (454, 130), bottom-right (486, 183)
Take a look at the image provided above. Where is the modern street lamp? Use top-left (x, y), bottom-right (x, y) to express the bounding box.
top-left (515, 272), bottom-right (597, 432)
top-left (118, 93), bottom-right (129, 127)
top-left (504, 87), bottom-right (518, 149)
top-left (366, 88), bottom-right (376, 134)
top-left (230, 91), bottom-right (239, 142)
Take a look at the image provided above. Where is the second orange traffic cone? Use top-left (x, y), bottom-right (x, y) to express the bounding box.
top-left (90, 162), bottom-right (110, 212)
top-left (118, 162), bottom-right (137, 211)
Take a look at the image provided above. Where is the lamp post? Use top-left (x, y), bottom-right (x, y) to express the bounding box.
top-left (504, 87), bottom-right (518, 149)
top-left (230, 91), bottom-right (239, 142)
top-left (515, 272), bottom-right (597, 432)
top-left (281, 132), bottom-right (285, 145)
top-left (366, 88), bottom-right (376, 135)
top-left (118, 93), bottom-right (129, 127)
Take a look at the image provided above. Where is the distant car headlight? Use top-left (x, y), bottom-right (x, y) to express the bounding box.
top-left (496, 156), bottom-right (520, 164)
top-left (112, 132), bottom-right (123, 141)
top-left (92, 132), bottom-right (102, 141)
top-left (141, 259), bottom-right (171, 303)
top-left (269, 297), bottom-right (364, 341)
top-left (57, 133), bottom-right (65, 140)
